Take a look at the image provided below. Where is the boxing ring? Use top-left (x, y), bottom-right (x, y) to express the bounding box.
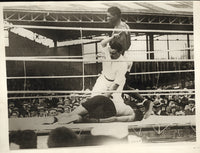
top-left (5, 23), bottom-right (195, 142)
top-left (9, 115), bottom-right (196, 144)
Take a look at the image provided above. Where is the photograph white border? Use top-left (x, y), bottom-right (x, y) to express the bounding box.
top-left (0, 1), bottom-right (200, 153)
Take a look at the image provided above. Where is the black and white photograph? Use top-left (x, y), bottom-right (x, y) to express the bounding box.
top-left (0, 1), bottom-right (199, 152)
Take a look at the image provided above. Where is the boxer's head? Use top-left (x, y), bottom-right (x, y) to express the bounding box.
top-left (108, 41), bottom-right (122, 59)
top-left (107, 7), bottom-right (121, 26)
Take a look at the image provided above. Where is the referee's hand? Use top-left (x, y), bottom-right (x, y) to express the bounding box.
top-left (112, 33), bottom-right (120, 39)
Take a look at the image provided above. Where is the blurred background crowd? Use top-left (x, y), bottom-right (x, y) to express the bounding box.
top-left (8, 81), bottom-right (195, 118)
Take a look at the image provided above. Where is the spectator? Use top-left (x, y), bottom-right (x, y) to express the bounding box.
top-left (38, 98), bottom-right (45, 105)
top-left (152, 104), bottom-right (162, 115)
top-left (8, 101), bottom-right (15, 109)
top-left (10, 111), bottom-right (19, 118)
top-left (29, 107), bottom-right (38, 117)
top-left (48, 108), bottom-right (58, 116)
top-left (47, 127), bottom-right (80, 148)
top-left (172, 95), bottom-right (180, 103)
top-left (19, 102), bottom-right (29, 117)
top-left (169, 106), bottom-right (178, 116)
top-left (160, 104), bottom-right (167, 115)
top-left (56, 98), bottom-right (64, 106)
top-left (166, 100), bottom-right (176, 115)
top-left (38, 106), bottom-right (47, 117)
top-left (64, 105), bottom-right (71, 113)
top-left (184, 99), bottom-right (195, 115)
top-left (175, 109), bottom-right (185, 116)
top-left (9, 130), bottom-right (37, 149)
top-left (178, 95), bottom-right (189, 110)
top-left (57, 105), bottom-right (65, 115)
top-left (51, 97), bottom-right (59, 108)
top-left (64, 97), bottom-right (71, 105)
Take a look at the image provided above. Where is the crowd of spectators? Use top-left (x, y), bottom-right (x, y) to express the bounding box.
top-left (147, 82), bottom-right (195, 116)
top-left (8, 92), bottom-right (195, 119)
top-left (147, 95), bottom-right (195, 116)
top-left (8, 94), bottom-right (87, 118)
top-left (8, 80), bottom-right (195, 118)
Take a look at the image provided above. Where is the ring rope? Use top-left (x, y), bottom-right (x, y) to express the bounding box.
top-left (7, 89), bottom-right (195, 94)
top-left (7, 74), bottom-right (100, 79)
top-left (7, 92), bottom-right (195, 100)
top-left (5, 24), bottom-right (193, 34)
top-left (6, 70), bottom-right (194, 80)
top-left (129, 70), bottom-right (194, 75)
top-left (5, 57), bottom-right (194, 62)
top-left (8, 95), bottom-right (90, 100)
top-left (88, 47), bottom-right (193, 54)
top-left (5, 47), bottom-right (194, 59)
top-left (123, 47), bottom-right (194, 53)
top-left (68, 48), bottom-right (193, 56)
top-left (5, 47), bottom-right (194, 58)
top-left (141, 47), bottom-right (193, 53)
top-left (16, 56), bottom-right (84, 59)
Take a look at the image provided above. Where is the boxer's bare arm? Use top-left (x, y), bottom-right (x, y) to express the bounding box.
top-left (101, 34), bottom-right (120, 47)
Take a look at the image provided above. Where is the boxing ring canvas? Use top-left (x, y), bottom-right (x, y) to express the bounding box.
top-left (8, 115), bottom-right (196, 148)
top-left (0, 1), bottom-right (198, 152)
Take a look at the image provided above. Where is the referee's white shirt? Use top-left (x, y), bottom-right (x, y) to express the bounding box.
top-left (101, 46), bottom-right (128, 86)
